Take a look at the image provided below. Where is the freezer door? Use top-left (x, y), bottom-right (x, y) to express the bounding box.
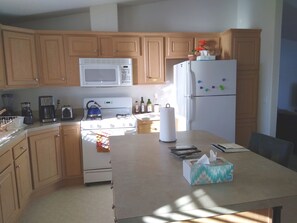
top-left (174, 61), bottom-right (192, 130)
top-left (190, 95), bottom-right (236, 142)
top-left (190, 60), bottom-right (236, 96)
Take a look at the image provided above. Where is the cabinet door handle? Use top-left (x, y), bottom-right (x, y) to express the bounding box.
top-left (112, 204), bottom-right (115, 209)
top-left (20, 146), bottom-right (25, 150)
top-left (16, 165), bottom-right (21, 169)
top-left (55, 134), bottom-right (60, 137)
top-left (35, 78), bottom-right (39, 81)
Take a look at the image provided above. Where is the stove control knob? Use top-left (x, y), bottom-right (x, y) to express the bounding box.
top-left (90, 124), bottom-right (94, 129)
top-left (129, 123), bottom-right (133, 127)
top-left (97, 124), bottom-right (101, 128)
top-left (110, 124), bottom-right (115, 128)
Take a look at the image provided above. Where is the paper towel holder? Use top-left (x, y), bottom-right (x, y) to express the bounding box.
top-left (159, 103), bottom-right (177, 143)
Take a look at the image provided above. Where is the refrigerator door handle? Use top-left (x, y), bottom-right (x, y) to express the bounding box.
top-left (185, 96), bottom-right (194, 130)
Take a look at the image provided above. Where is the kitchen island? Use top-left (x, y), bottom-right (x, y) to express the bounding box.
top-left (110, 130), bottom-right (297, 223)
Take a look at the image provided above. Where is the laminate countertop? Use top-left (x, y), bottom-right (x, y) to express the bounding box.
top-left (0, 116), bottom-right (82, 148)
top-left (110, 130), bottom-right (297, 223)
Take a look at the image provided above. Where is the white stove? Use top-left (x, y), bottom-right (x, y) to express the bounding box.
top-left (81, 97), bottom-right (136, 129)
top-left (81, 97), bottom-right (137, 184)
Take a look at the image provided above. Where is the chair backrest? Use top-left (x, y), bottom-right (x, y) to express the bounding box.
top-left (248, 132), bottom-right (294, 167)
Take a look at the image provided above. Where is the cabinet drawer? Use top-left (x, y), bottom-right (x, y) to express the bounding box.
top-left (137, 120), bottom-right (160, 134)
top-left (12, 138), bottom-right (28, 159)
top-left (0, 150), bottom-right (13, 173)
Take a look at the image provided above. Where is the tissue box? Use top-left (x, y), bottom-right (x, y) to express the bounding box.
top-left (183, 157), bottom-right (234, 185)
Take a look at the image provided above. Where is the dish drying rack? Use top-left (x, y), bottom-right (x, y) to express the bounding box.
top-left (0, 116), bottom-right (24, 132)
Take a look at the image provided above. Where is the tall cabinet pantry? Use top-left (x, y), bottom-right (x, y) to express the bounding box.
top-left (220, 29), bottom-right (261, 147)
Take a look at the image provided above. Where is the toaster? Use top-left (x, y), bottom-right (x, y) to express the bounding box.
top-left (61, 106), bottom-right (74, 120)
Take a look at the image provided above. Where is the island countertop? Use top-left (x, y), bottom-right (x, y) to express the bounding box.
top-left (110, 131), bottom-right (297, 223)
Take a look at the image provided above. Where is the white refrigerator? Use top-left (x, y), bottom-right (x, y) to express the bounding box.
top-left (173, 60), bottom-right (237, 142)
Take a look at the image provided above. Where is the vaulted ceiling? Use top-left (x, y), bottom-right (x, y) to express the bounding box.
top-left (0, 0), bottom-right (161, 23)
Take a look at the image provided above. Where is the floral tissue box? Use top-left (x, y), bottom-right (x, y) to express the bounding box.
top-left (183, 157), bottom-right (234, 185)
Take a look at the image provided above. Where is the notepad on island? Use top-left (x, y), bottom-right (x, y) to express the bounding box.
top-left (211, 143), bottom-right (250, 153)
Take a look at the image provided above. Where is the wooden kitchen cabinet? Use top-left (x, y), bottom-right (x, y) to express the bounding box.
top-left (98, 36), bottom-right (140, 57)
top-left (0, 149), bottom-right (18, 223)
top-left (66, 35), bottom-right (98, 56)
top-left (220, 29), bottom-right (261, 147)
top-left (98, 36), bottom-right (113, 57)
top-left (38, 34), bottom-right (67, 85)
top-left (0, 27), bottom-right (6, 88)
top-left (12, 135), bottom-right (32, 209)
top-left (2, 27), bottom-right (39, 87)
top-left (141, 36), bottom-right (165, 84)
top-left (61, 124), bottom-right (82, 178)
top-left (29, 127), bottom-right (62, 189)
top-left (165, 36), bottom-right (194, 58)
top-left (112, 36), bottom-right (140, 57)
top-left (64, 34), bottom-right (97, 86)
top-left (137, 119), bottom-right (160, 134)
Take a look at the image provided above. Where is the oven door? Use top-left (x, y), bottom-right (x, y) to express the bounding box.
top-left (81, 128), bottom-right (136, 171)
top-left (80, 64), bottom-right (120, 87)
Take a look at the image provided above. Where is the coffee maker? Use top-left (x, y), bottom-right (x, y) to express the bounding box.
top-left (39, 96), bottom-right (57, 123)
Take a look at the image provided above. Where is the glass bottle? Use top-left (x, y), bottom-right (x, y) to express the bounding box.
top-left (135, 101), bottom-right (140, 113)
top-left (140, 97), bottom-right (145, 113)
top-left (147, 99), bottom-right (153, 113)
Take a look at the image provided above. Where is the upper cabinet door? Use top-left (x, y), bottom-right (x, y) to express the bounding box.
top-left (166, 37), bottom-right (194, 58)
top-left (98, 36), bottom-right (113, 57)
top-left (112, 37), bottom-right (140, 57)
top-left (39, 35), bottom-right (66, 85)
top-left (232, 36), bottom-right (260, 70)
top-left (3, 30), bottom-right (39, 87)
top-left (0, 28), bottom-right (6, 88)
top-left (143, 36), bottom-right (164, 84)
top-left (67, 35), bottom-right (98, 56)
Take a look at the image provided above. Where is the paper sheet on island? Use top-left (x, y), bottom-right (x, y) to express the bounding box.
top-left (211, 143), bottom-right (250, 153)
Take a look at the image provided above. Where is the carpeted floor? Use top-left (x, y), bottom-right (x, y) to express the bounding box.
top-left (19, 183), bottom-right (114, 223)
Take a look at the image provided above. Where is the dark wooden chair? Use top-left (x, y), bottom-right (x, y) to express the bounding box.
top-left (248, 132), bottom-right (294, 167)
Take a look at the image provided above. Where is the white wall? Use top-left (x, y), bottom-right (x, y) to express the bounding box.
top-left (11, 11), bottom-right (91, 30)
top-left (118, 0), bottom-right (238, 32)
top-left (90, 3), bottom-right (118, 31)
top-left (237, 0), bottom-right (283, 136)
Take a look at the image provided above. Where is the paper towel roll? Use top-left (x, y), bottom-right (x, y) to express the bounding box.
top-left (159, 104), bottom-right (176, 142)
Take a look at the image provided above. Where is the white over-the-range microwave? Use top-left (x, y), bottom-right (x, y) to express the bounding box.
top-left (79, 58), bottom-right (133, 87)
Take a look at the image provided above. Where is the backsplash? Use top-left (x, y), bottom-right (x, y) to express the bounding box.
top-left (1, 84), bottom-right (175, 115)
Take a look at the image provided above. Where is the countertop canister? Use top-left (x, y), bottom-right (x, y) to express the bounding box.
top-left (159, 104), bottom-right (176, 142)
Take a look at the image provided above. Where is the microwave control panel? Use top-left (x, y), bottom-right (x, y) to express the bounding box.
top-left (120, 65), bottom-right (133, 85)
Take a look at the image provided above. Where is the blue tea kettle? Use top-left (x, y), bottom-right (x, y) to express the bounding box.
top-left (86, 100), bottom-right (102, 118)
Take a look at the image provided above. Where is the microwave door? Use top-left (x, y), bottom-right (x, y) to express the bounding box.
top-left (81, 65), bottom-right (120, 86)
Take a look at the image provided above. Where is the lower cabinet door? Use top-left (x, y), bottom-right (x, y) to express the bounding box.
top-left (0, 165), bottom-right (19, 223)
top-left (29, 129), bottom-right (62, 189)
top-left (15, 149), bottom-right (33, 208)
top-left (62, 125), bottom-right (82, 178)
